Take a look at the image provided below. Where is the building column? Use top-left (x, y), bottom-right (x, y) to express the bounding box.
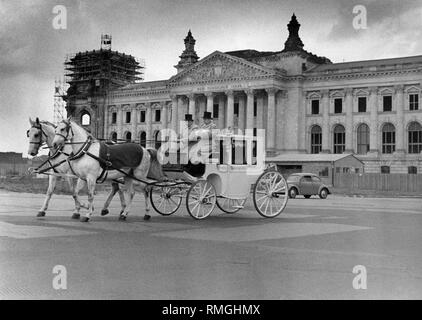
top-left (321, 90), bottom-right (330, 153)
top-left (266, 88), bottom-right (277, 151)
top-left (395, 85), bottom-right (405, 153)
top-left (206, 92), bottom-right (214, 113)
top-left (218, 95), bottom-right (225, 129)
top-left (188, 94), bottom-right (196, 120)
top-left (170, 95), bottom-right (178, 132)
top-left (369, 87), bottom-right (379, 155)
top-left (238, 94), bottom-right (245, 132)
top-left (117, 106), bottom-right (123, 140)
top-left (345, 88), bottom-right (354, 153)
top-left (178, 96), bottom-right (186, 132)
top-left (225, 90), bottom-right (234, 129)
top-left (146, 102), bottom-right (153, 147)
top-left (131, 104), bottom-right (137, 142)
top-left (246, 89), bottom-right (254, 131)
top-left (256, 94), bottom-right (264, 129)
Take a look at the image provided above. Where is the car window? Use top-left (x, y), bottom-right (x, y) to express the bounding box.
top-left (300, 176), bottom-right (312, 182)
top-left (311, 176), bottom-right (321, 183)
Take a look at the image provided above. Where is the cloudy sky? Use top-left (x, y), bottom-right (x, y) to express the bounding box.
top-left (1, 0), bottom-right (422, 155)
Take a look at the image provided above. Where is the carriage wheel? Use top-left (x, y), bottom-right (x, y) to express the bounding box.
top-left (253, 170), bottom-right (288, 218)
top-left (216, 197), bottom-right (247, 214)
top-left (186, 180), bottom-right (216, 220)
top-left (150, 185), bottom-right (183, 216)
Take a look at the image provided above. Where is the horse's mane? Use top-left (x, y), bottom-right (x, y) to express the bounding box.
top-left (39, 120), bottom-right (57, 128)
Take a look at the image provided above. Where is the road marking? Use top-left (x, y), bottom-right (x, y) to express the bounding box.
top-left (0, 222), bottom-right (96, 239)
top-left (152, 222), bottom-right (373, 242)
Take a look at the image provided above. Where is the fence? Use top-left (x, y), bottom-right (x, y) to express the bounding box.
top-left (334, 173), bottom-right (422, 193)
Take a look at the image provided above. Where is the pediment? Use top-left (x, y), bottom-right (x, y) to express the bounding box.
top-left (169, 51), bottom-right (275, 84)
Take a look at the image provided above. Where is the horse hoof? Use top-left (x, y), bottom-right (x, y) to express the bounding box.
top-left (118, 215), bottom-right (127, 221)
top-left (71, 213), bottom-right (80, 219)
top-left (36, 211), bottom-right (46, 217)
top-left (143, 214), bottom-right (151, 221)
top-left (80, 217), bottom-right (90, 223)
top-left (101, 209), bottom-right (109, 216)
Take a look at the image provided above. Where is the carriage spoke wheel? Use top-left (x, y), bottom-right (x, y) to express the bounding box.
top-left (253, 170), bottom-right (288, 218)
top-left (216, 197), bottom-right (247, 214)
top-left (150, 185), bottom-right (183, 216)
top-left (186, 180), bottom-right (216, 220)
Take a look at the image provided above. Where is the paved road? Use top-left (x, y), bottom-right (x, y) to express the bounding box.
top-left (0, 190), bottom-right (421, 299)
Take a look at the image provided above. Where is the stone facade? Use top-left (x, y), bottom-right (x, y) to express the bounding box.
top-left (67, 14), bottom-right (422, 174)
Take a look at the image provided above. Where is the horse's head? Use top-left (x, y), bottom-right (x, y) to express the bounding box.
top-left (27, 117), bottom-right (47, 156)
top-left (52, 118), bottom-right (73, 151)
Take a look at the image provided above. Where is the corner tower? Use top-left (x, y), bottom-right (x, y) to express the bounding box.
top-left (175, 30), bottom-right (199, 73)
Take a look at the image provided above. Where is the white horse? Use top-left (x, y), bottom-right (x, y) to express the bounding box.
top-left (27, 117), bottom-right (126, 218)
top-left (52, 118), bottom-right (165, 222)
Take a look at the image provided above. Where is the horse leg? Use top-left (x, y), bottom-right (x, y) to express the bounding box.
top-left (71, 178), bottom-right (86, 219)
top-left (119, 178), bottom-right (135, 221)
top-left (38, 174), bottom-right (57, 217)
top-left (101, 181), bottom-right (120, 216)
top-left (81, 177), bottom-right (96, 223)
top-left (142, 185), bottom-right (151, 221)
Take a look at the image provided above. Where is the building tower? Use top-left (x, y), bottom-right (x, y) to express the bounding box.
top-left (63, 35), bottom-right (145, 138)
top-left (175, 30), bottom-right (199, 73)
top-left (282, 13), bottom-right (305, 52)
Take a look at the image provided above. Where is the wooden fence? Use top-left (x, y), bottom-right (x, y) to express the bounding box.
top-left (334, 173), bottom-right (422, 193)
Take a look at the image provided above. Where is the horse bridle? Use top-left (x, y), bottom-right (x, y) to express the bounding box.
top-left (55, 120), bottom-right (74, 143)
top-left (27, 124), bottom-right (48, 148)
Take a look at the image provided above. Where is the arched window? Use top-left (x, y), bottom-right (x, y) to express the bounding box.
top-left (81, 112), bottom-right (91, 126)
top-left (110, 132), bottom-right (117, 142)
top-left (125, 131), bottom-right (132, 142)
top-left (408, 122), bottom-right (422, 154)
top-left (357, 124), bottom-right (370, 155)
top-left (333, 125), bottom-right (345, 154)
top-left (310, 125), bottom-right (322, 154)
top-left (140, 131), bottom-right (146, 147)
top-left (382, 123), bottom-right (395, 154)
top-left (154, 130), bottom-right (161, 149)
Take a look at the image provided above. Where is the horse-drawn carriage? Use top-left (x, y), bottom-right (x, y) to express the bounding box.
top-left (149, 131), bottom-right (289, 220)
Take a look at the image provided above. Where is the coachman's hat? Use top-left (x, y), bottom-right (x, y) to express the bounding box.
top-left (203, 111), bottom-right (212, 119)
top-left (185, 114), bottom-right (193, 121)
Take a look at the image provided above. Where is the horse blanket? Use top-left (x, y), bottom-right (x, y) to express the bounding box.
top-left (99, 142), bottom-right (144, 170)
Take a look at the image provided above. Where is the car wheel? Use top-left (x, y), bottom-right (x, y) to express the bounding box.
top-left (289, 188), bottom-right (298, 199)
top-left (304, 195), bottom-right (311, 199)
top-left (319, 188), bottom-right (328, 199)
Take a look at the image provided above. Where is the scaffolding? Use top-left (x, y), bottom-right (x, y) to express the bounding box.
top-left (53, 78), bottom-right (68, 124)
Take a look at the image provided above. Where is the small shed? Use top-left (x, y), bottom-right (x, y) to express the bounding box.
top-left (265, 153), bottom-right (364, 186)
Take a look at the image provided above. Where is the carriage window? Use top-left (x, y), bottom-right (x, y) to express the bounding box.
top-left (81, 113), bottom-right (90, 126)
top-left (155, 110), bottom-right (161, 122)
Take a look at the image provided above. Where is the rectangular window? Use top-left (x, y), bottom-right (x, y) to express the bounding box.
top-left (358, 97), bottom-right (367, 113)
top-left (311, 100), bottom-right (319, 115)
top-left (111, 112), bottom-right (117, 124)
top-left (254, 101), bottom-right (257, 117)
top-left (155, 110), bottom-right (161, 122)
top-left (213, 104), bottom-right (219, 118)
top-left (234, 103), bottom-right (239, 116)
top-left (319, 167), bottom-right (329, 177)
top-left (409, 94), bottom-right (419, 111)
top-left (381, 166), bottom-right (390, 174)
top-left (408, 166), bottom-right (417, 174)
top-left (140, 111), bottom-right (146, 123)
top-left (125, 111), bottom-right (131, 123)
top-left (383, 96), bottom-right (392, 112)
top-left (334, 98), bottom-right (342, 114)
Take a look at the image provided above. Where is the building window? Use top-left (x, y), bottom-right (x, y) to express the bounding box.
top-left (155, 109), bottom-right (161, 122)
top-left (408, 166), bottom-right (417, 174)
top-left (408, 122), bottom-right (422, 154)
top-left (213, 104), bottom-right (219, 118)
top-left (234, 102), bottom-right (239, 116)
top-left (333, 124), bottom-right (345, 154)
top-left (381, 166), bottom-right (390, 174)
top-left (125, 111), bottom-right (131, 123)
top-left (139, 131), bottom-right (146, 147)
top-left (311, 100), bottom-right (319, 115)
top-left (125, 132), bottom-right (132, 142)
top-left (253, 100), bottom-right (257, 117)
top-left (140, 110), bottom-right (146, 123)
top-left (358, 97), bottom-right (367, 113)
top-left (154, 131), bottom-right (161, 149)
top-left (383, 96), bottom-right (392, 112)
top-left (409, 94), bottom-right (419, 111)
top-left (81, 112), bottom-right (91, 126)
top-left (319, 167), bottom-right (329, 177)
top-left (334, 98), bottom-right (343, 114)
top-left (110, 132), bottom-right (117, 142)
top-left (357, 123), bottom-right (370, 155)
top-left (382, 123), bottom-right (396, 154)
top-left (111, 112), bottom-right (117, 124)
top-left (310, 125), bottom-right (322, 154)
